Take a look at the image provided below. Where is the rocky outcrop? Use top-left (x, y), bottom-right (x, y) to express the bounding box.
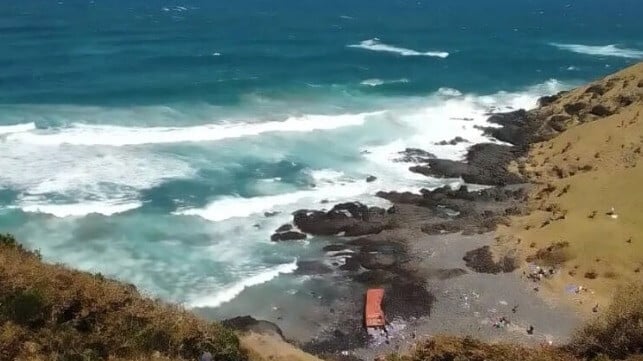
top-left (222, 316), bottom-right (285, 339)
top-left (271, 231), bottom-right (307, 242)
top-left (293, 202), bottom-right (389, 236)
top-left (396, 148), bottom-right (436, 163)
top-left (435, 136), bottom-right (468, 146)
top-left (410, 144), bottom-right (525, 185)
top-left (463, 246), bottom-right (517, 274)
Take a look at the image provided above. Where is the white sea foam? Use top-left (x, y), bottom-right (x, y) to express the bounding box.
top-left (361, 78), bottom-right (409, 87)
top-left (19, 200), bottom-right (142, 217)
top-left (0, 142), bottom-right (194, 217)
top-left (0, 122), bottom-right (36, 135)
top-left (6, 112), bottom-right (382, 146)
top-left (550, 43), bottom-right (643, 59)
top-left (437, 87), bottom-right (463, 97)
top-left (176, 169), bottom-right (370, 222)
top-left (348, 38), bottom-right (449, 58)
top-left (188, 259), bottom-right (298, 308)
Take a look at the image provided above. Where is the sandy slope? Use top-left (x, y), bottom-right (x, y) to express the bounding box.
top-left (496, 62), bottom-right (643, 313)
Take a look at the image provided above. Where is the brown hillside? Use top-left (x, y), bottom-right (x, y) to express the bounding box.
top-left (0, 234), bottom-right (244, 361)
top-left (497, 62), bottom-right (643, 311)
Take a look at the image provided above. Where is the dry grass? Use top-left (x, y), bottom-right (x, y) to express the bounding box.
top-left (569, 282), bottom-right (643, 359)
top-left (496, 62), bottom-right (643, 311)
top-left (387, 282), bottom-right (643, 361)
top-left (386, 335), bottom-right (575, 361)
top-left (0, 234), bottom-right (245, 361)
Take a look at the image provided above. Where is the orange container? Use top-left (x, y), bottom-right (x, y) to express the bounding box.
top-left (364, 288), bottom-right (386, 328)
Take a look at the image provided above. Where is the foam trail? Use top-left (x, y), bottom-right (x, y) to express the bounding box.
top-left (19, 200), bottom-right (142, 217)
top-left (361, 78), bottom-right (409, 87)
top-left (7, 112), bottom-right (382, 147)
top-left (0, 122), bottom-right (36, 135)
top-left (550, 43), bottom-right (643, 59)
top-left (348, 38), bottom-right (449, 58)
top-left (176, 170), bottom-right (367, 222)
top-left (188, 259), bottom-right (298, 308)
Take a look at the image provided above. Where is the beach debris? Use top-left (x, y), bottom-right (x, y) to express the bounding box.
top-left (588, 210), bottom-right (597, 219)
top-left (493, 316), bottom-right (510, 328)
top-left (606, 207), bottom-right (618, 219)
top-left (626, 237), bottom-right (632, 244)
top-left (527, 265), bottom-right (556, 282)
top-left (512, 305), bottom-right (519, 313)
top-left (527, 325), bottom-right (534, 335)
top-left (592, 304), bottom-right (599, 313)
top-left (499, 300), bottom-right (508, 306)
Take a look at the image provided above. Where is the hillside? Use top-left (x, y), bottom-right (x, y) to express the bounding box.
top-left (496, 62), bottom-right (643, 312)
top-left (0, 234), bottom-right (244, 361)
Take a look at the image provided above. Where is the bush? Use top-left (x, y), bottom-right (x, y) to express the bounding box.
top-left (0, 289), bottom-right (49, 328)
top-left (569, 282), bottom-right (643, 359)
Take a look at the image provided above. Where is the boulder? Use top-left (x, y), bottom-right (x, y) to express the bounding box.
top-left (293, 202), bottom-right (388, 236)
top-left (366, 175), bottom-right (377, 183)
top-left (270, 231), bottom-right (307, 242)
top-left (275, 224), bottom-right (292, 233)
top-left (396, 148), bottom-right (436, 163)
top-left (294, 261), bottom-right (333, 275)
top-left (222, 316), bottom-right (285, 339)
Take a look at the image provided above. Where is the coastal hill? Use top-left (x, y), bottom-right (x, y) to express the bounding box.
top-left (1, 64), bottom-right (642, 361)
top-left (496, 62), bottom-right (643, 312)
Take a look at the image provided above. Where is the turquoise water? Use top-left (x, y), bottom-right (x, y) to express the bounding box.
top-left (1, 0), bottom-right (642, 311)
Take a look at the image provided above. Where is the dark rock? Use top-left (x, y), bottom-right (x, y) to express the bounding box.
top-left (270, 231), bottom-right (307, 242)
top-left (339, 256), bottom-right (361, 272)
top-left (413, 159), bottom-right (468, 178)
top-left (463, 246), bottom-right (517, 274)
top-left (264, 211), bottom-right (280, 217)
top-left (377, 190), bottom-right (424, 205)
top-left (293, 202), bottom-right (388, 236)
top-left (549, 115), bottom-right (570, 132)
top-left (564, 102), bottom-right (587, 115)
top-left (589, 104), bottom-right (613, 117)
top-left (222, 316), bottom-right (285, 339)
top-left (323, 244), bottom-right (349, 252)
top-left (585, 84), bottom-right (606, 96)
top-left (396, 148), bottom-right (436, 163)
top-left (275, 224), bottom-right (293, 233)
top-left (538, 93), bottom-right (561, 107)
top-left (295, 260), bottom-right (333, 275)
top-left (436, 136), bottom-right (468, 146)
top-left (430, 268), bottom-right (468, 280)
top-left (366, 175), bottom-right (377, 183)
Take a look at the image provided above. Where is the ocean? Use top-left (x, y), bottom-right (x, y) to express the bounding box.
top-left (1, 0), bottom-right (642, 319)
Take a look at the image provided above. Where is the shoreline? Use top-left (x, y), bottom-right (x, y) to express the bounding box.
top-left (218, 62), bottom-right (642, 359)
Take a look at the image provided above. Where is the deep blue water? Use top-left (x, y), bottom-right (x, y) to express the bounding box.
top-left (0, 0), bottom-right (641, 313)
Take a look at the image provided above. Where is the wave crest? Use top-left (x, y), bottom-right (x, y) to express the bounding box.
top-left (188, 259), bottom-right (298, 308)
top-left (348, 38), bottom-right (449, 58)
top-left (361, 78), bottom-right (409, 87)
top-left (550, 43), bottom-right (643, 59)
top-left (6, 112), bottom-right (382, 147)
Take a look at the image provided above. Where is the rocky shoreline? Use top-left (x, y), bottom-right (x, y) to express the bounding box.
top-left (218, 86), bottom-right (601, 358)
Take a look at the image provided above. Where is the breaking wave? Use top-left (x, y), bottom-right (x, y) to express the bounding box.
top-left (348, 38), bottom-right (449, 58)
top-left (5, 112), bottom-right (382, 146)
top-left (360, 78), bottom-right (409, 87)
top-left (550, 43), bottom-right (643, 59)
top-left (188, 259), bottom-right (298, 308)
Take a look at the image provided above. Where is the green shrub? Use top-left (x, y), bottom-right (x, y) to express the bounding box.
top-left (1, 289), bottom-right (49, 328)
